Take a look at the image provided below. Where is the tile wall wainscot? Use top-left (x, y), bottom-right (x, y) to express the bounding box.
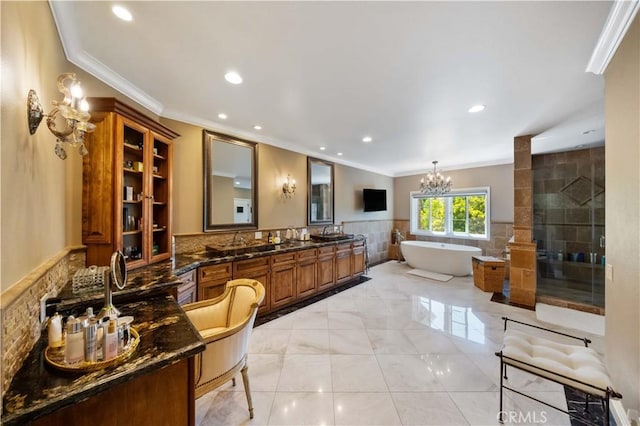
top-left (1, 247), bottom-right (86, 399)
top-left (341, 220), bottom-right (395, 265)
top-left (393, 220), bottom-right (514, 259)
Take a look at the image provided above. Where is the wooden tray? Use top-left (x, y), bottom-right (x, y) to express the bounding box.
top-left (44, 328), bottom-right (140, 373)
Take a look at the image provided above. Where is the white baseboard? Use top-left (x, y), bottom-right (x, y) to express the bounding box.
top-left (535, 303), bottom-right (605, 336)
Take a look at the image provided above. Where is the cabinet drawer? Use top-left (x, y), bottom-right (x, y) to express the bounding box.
top-left (296, 249), bottom-right (317, 262)
top-left (177, 269), bottom-right (196, 286)
top-left (352, 240), bottom-right (365, 248)
top-left (272, 252), bottom-right (296, 266)
top-left (198, 263), bottom-right (232, 283)
top-left (318, 246), bottom-right (335, 257)
top-left (234, 256), bottom-right (270, 275)
top-left (336, 243), bottom-right (351, 254)
top-left (176, 281), bottom-right (197, 305)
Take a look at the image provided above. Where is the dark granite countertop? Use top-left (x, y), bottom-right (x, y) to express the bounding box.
top-left (173, 237), bottom-right (365, 273)
top-left (1, 295), bottom-right (205, 426)
top-left (54, 237), bottom-right (365, 311)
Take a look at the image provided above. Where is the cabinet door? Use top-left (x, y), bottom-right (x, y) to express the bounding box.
top-left (317, 246), bottom-right (335, 291)
top-left (271, 263), bottom-right (296, 309)
top-left (241, 268), bottom-right (271, 314)
top-left (199, 280), bottom-right (226, 301)
top-left (148, 132), bottom-right (172, 263)
top-left (297, 260), bottom-right (317, 298)
top-left (335, 244), bottom-right (352, 284)
top-left (352, 247), bottom-right (365, 276)
top-left (119, 116), bottom-right (150, 270)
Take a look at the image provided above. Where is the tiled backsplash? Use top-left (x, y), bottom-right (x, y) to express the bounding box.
top-left (1, 247), bottom-right (85, 399)
top-left (175, 220), bottom-right (395, 266)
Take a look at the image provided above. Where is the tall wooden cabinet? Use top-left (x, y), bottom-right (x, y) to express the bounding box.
top-left (82, 98), bottom-right (179, 268)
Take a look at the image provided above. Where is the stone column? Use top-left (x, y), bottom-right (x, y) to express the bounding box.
top-left (509, 135), bottom-right (537, 307)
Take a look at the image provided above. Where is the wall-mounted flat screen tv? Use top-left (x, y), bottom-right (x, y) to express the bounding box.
top-left (363, 188), bottom-right (387, 212)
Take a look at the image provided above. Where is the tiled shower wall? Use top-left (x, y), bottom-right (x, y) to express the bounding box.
top-left (532, 147), bottom-right (605, 259)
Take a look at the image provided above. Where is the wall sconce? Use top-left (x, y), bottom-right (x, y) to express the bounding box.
top-left (282, 174), bottom-right (296, 198)
top-left (27, 72), bottom-right (96, 159)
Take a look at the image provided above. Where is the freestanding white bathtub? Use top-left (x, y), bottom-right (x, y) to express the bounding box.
top-left (400, 240), bottom-right (482, 276)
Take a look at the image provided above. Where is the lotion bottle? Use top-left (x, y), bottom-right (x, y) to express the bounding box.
top-left (48, 313), bottom-right (63, 348)
top-left (65, 316), bottom-right (84, 364)
top-left (103, 319), bottom-right (118, 361)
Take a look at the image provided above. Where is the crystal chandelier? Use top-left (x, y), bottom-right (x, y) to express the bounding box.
top-left (27, 73), bottom-right (96, 159)
top-left (419, 161), bottom-right (452, 195)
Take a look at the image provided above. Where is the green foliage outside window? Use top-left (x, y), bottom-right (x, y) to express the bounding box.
top-left (416, 194), bottom-right (486, 235)
top-left (468, 195), bottom-right (486, 235)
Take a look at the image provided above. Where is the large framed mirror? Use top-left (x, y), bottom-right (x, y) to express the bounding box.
top-left (203, 130), bottom-right (258, 231)
top-left (308, 157), bottom-right (334, 225)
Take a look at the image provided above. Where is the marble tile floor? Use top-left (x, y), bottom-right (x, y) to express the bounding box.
top-left (196, 261), bottom-right (605, 426)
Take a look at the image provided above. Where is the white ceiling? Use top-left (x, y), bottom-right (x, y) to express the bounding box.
top-left (50, 1), bottom-right (612, 177)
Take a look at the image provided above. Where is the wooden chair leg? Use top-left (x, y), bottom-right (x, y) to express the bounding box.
top-left (241, 364), bottom-right (254, 419)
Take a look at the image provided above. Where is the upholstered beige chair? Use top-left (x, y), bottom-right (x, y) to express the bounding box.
top-left (183, 279), bottom-right (265, 418)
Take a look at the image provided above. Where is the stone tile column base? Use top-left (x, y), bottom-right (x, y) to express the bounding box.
top-left (509, 240), bottom-right (537, 307)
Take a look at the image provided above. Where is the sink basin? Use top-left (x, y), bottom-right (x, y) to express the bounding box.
top-left (206, 242), bottom-right (276, 257)
top-left (310, 233), bottom-right (354, 242)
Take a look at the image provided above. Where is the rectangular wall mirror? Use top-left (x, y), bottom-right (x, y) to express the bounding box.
top-left (203, 130), bottom-right (258, 231)
top-left (308, 157), bottom-right (334, 225)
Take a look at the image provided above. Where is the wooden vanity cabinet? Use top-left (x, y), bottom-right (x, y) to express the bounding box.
top-left (82, 98), bottom-right (179, 269)
top-left (233, 257), bottom-right (271, 314)
top-left (352, 240), bottom-right (366, 276)
top-left (175, 270), bottom-right (197, 306)
top-left (296, 249), bottom-right (317, 298)
top-left (335, 243), bottom-right (353, 284)
top-left (271, 253), bottom-right (297, 309)
top-left (198, 262), bottom-right (232, 301)
top-left (317, 246), bottom-right (336, 290)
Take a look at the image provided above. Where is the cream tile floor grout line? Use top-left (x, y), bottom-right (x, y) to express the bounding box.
top-left (196, 261), bottom-right (604, 426)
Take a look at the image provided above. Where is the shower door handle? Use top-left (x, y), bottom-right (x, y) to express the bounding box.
top-left (599, 235), bottom-right (605, 248)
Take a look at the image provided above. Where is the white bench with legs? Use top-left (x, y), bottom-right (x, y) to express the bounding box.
top-left (495, 317), bottom-right (622, 426)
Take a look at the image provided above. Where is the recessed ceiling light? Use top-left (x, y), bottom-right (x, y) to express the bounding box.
top-left (235, 181), bottom-right (241, 185)
top-left (576, 144), bottom-right (586, 148)
top-left (218, 113), bottom-right (227, 120)
top-left (362, 136), bottom-right (372, 143)
top-left (582, 129), bottom-right (596, 135)
top-left (224, 71), bottom-right (243, 85)
top-left (337, 152), bottom-right (343, 156)
top-left (253, 124), bottom-right (262, 130)
top-left (112, 5), bottom-right (133, 21)
top-left (468, 104), bottom-right (486, 113)
top-left (319, 146), bottom-right (326, 151)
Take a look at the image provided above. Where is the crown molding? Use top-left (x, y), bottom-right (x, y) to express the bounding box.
top-left (49, 1), bottom-right (164, 115)
top-left (586, 0), bottom-right (640, 75)
top-left (161, 108), bottom-right (397, 177)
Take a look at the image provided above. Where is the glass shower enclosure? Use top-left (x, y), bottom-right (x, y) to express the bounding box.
top-left (532, 147), bottom-right (605, 309)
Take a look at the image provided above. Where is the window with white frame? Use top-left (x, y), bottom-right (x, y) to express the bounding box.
top-left (410, 187), bottom-right (490, 239)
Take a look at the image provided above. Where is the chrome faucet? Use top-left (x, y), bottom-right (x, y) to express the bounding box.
top-left (322, 225), bottom-right (332, 236)
top-left (231, 232), bottom-right (245, 246)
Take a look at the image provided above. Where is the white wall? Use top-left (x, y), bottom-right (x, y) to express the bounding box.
top-left (604, 14), bottom-right (640, 417)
